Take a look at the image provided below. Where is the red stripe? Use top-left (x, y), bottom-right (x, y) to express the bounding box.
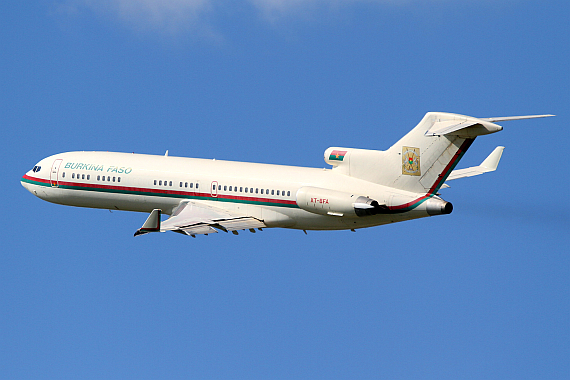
top-left (427, 139), bottom-right (474, 194)
top-left (389, 193), bottom-right (431, 211)
top-left (22, 174), bottom-right (297, 205)
top-left (24, 139), bottom-right (471, 213)
top-left (22, 174), bottom-right (50, 184)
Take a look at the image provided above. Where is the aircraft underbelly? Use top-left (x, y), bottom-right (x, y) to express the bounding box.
top-left (41, 181), bottom-right (432, 232)
top-left (52, 187), bottom-right (175, 213)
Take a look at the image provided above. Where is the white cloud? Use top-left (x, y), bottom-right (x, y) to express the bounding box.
top-left (66, 0), bottom-right (213, 34)
top-left (57, 0), bottom-right (492, 35)
top-left (111, 0), bottom-right (209, 28)
top-left (248, 0), bottom-right (408, 14)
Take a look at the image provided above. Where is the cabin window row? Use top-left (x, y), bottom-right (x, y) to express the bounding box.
top-left (62, 172), bottom-right (121, 183)
top-left (218, 185), bottom-right (290, 197)
top-left (154, 179), bottom-right (290, 197)
top-left (155, 180), bottom-right (199, 188)
top-left (179, 182), bottom-right (199, 189)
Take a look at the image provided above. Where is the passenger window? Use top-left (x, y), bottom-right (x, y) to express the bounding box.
top-left (87, 175), bottom-right (90, 180)
top-left (190, 183), bottom-right (193, 188)
top-left (159, 180), bottom-right (162, 185)
top-left (196, 183), bottom-right (199, 189)
top-left (277, 190), bottom-right (280, 196)
top-left (240, 187), bottom-right (243, 192)
top-left (256, 188), bottom-right (258, 194)
top-left (245, 187), bottom-right (248, 193)
top-left (108, 176), bottom-right (110, 181)
top-left (218, 185), bottom-right (221, 190)
top-left (102, 176), bottom-right (105, 181)
top-left (62, 172), bottom-right (66, 178)
top-left (287, 191), bottom-right (290, 196)
top-left (82, 174), bottom-right (85, 180)
top-left (180, 182), bottom-right (182, 187)
top-left (271, 190), bottom-right (274, 195)
top-left (185, 182), bottom-right (188, 188)
top-left (224, 186), bottom-right (227, 191)
top-left (261, 189), bottom-right (264, 194)
top-left (169, 181), bottom-right (172, 186)
top-left (113, 177), bottom-right (116, 182)
top-left (72, 173), bottom-right (75, 179)
top-left (118, 177), bottom-right (120, 182)
top-left (229, 186), bottom-right (232, 191)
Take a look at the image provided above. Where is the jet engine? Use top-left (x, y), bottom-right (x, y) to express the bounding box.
top-left (424, 197), bottom-right (453, 215)
top-left (295, 186), bottom-right (388, 217)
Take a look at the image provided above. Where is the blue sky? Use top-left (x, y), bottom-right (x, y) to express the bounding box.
top-left (2, 0), bottom-right (569, 379)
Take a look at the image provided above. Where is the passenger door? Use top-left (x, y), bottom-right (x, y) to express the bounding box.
top-left (50, 159), bottom-right (63, 187)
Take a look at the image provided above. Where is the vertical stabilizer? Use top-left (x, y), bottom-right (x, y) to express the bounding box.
top-left (326, 112), bottom-right (504, 193)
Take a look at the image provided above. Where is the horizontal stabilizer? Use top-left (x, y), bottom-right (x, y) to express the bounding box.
top-left (424, 118), bottom-right (502, 137)
top-left (446, 146), bottom-right (504, 181)
top-left (480, 114), bottom-right (555, 122)
top-left (134, 209), bottom-right (162, 236)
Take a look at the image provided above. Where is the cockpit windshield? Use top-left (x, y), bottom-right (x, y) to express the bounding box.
top-left (32, 165), bottom-right (41, 173)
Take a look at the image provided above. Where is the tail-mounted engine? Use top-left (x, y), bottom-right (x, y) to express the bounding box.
top-left (295, 186), bottom-right (388, 217)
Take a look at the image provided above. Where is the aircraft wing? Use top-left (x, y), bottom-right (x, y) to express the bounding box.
top-left (446, 146), bottom-right (504, 182)
top-left (135, 200), bottom-right (266, 237)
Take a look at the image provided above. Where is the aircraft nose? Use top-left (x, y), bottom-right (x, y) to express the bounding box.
top-left (21, 173), bottom-right (34, 194)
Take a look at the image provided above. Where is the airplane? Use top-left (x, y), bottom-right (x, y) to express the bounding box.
top-left (21, 112), bottom-right (553, 238)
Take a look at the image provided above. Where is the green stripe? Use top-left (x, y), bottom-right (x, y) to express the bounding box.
top-left (22, 177), bottom-right (299, 209)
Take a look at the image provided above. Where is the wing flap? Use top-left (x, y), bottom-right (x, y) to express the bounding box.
top-left (217, 217), bottom-right (265, 231)
top-left (179, 224), bottom-right (218, 236)
top-left (134, 200), bottom-right (268, 238)
top-left (162, 200), bottom-right (266, 237)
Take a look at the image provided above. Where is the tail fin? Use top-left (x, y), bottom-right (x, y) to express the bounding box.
top-left (325, 112), bottom-right (506, 193)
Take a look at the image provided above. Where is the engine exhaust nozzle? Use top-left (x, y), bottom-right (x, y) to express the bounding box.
top-left (425, 198), bottom-right (453, 216)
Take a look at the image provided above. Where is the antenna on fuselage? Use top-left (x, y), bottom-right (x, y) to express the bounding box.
top-left (165, 150), bottom-right (169, 156)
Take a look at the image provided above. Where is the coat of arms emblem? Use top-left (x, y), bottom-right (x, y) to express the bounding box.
top-left (402, 146), bottom-right (420, 176)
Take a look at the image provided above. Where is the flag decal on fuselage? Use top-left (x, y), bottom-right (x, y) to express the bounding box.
top-left (402, 146), bottom-right (421, 176)
top-left (329, 150), bottom-right (347, 161)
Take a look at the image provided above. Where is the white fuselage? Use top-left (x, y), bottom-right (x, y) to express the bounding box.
top-left (21, 151), bottom-right (435, 231)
